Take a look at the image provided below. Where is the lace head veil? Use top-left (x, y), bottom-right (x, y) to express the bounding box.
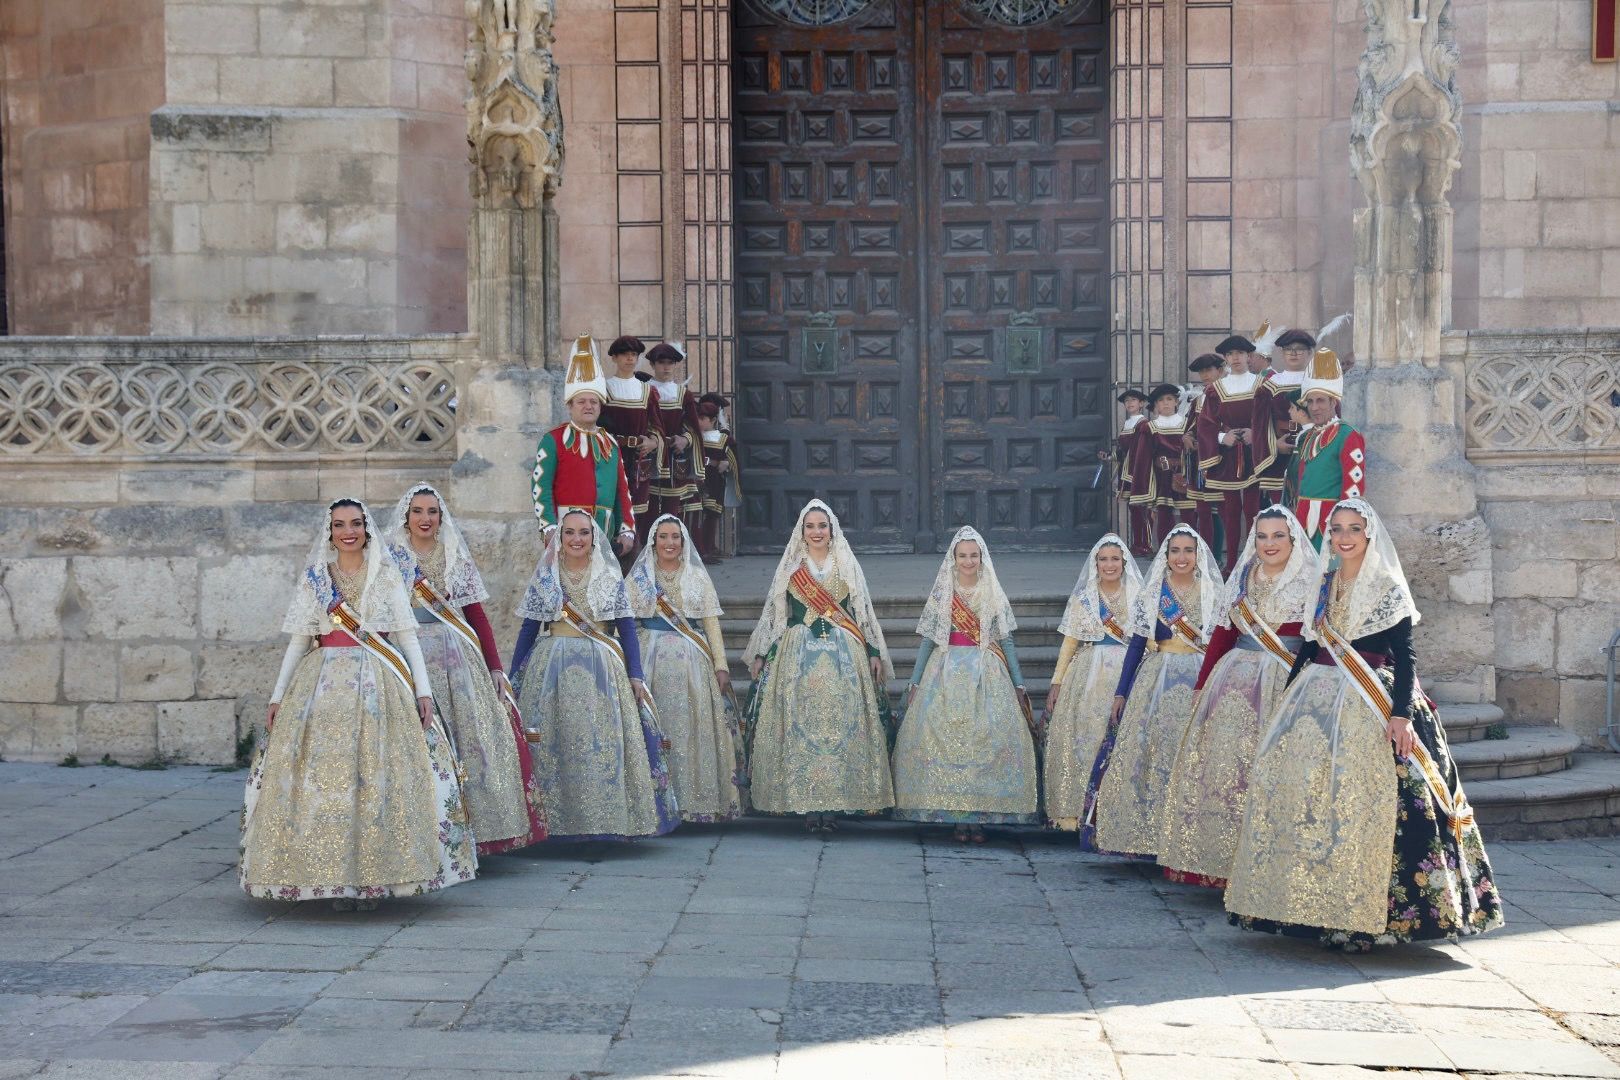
top-left (1125, 524), bottom-right (1224, 640)
top-left (1215, 506), bottom-right (1314, 629)
top-left (383, 481), bottom-right (489, 607)
top-left (1058, 533), bottom-right (1144, 642)
top-left (741, 498), bottom-right (893, 679)
top-left (915, 526), bottom-right (1017, 651)
top-left (281, 498), bottom-right (416, 636)
top-left (515, 508), bottom-right (632, 623)
top-left (627, 513), bottom-right (723, 620)
top-left (1303, 497), bottom-right (1421, 642)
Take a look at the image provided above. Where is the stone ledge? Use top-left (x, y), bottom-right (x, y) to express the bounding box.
top-left (1451, 725), bottom-right (1583, 781)
top-left (1470, 753), bottom-right (1620, 839)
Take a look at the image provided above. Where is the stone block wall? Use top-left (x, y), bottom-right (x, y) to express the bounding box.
top-left (150, 0), bottom-right (471, 335)
top-left (0, 0), bottom-right (165, 334)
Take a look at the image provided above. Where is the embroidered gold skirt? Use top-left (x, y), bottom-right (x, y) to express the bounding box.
top-left (1093, 648), bottom-right (1201, 857)
top-left (1043, 640), bottom-right (1127, 830)
top-left (892, 645), bottom-right (1038, 824)
top-left (1158, 644), bottom-right (1289, 883)
top-left (745, 623), bottom-right (894, 815)
top-left (240, 646), bottom-right (477, 901)
top-left (639, 626), bottom-right (745, 822)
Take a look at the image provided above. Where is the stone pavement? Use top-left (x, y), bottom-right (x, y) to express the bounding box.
top-left (0, 763), bottom-right (1618, 1079)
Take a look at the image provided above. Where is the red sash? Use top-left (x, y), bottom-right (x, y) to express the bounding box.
top-left (788, 566), bottom-right (867, 650)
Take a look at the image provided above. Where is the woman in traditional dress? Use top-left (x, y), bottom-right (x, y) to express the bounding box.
top-left (241, 498), bottom-right (476, 908)
top-left (1042, 534), bottom-right (1142, 831)
top-left (1082, 524), bottom-right (1221, 857)
top-left (387, 483), bottom-right (547, 854)
top-left (742, 499), bottom-right (895, 833)
top-left (627, 514), bottom-right (745, 822)
top-left (893, 527), bottom-right (1038, 842)
top-left (509, 509), bottom-right (680, 840)
top-left (1225, 499), bottom-right (1503, 948)
top-left (1158, 507), bottom-right (1310, 887)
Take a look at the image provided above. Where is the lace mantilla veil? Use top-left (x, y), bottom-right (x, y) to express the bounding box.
top-left (626, 514), bottom-right (723, 620)
top-left (383, 481), bottom-right (490, 607)
top-left (1125, 524), bottom-right (1223, 640)
top-left (281, 499), bottom-right (417, 636)
top-left (515, 508), bottom-right (633, 623)
top-left (1058, 533), bottom-right (1144, 642)
top-left (1214, 508), bottom-right (1314, 630)
top-left (741, 498), bottom-right (893, 680)
top-left (915, 526), bottom-right (1017, 652)
top-left (1302, 497), bottom-right (1421, 642)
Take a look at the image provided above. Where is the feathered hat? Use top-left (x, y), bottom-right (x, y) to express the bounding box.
top-left (1300, 347), bottom-right (1344, 401)
top-left (563, 334), bottom-right (607, 404)
top-left (1252, 320), bottom-right (1284, 359)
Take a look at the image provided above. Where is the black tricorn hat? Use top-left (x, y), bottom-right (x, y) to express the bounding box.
top-left (698, 392), bottom-right (730, 409)
top-left (645, 343), bottom-right (684, 365)
top-left (1275, 329), bottom-right (1317, 350)
top-left (607, 335), bottom-right (645, 357)
top-left (1148, 382), bottom-right (1182, 404)
top-left (1116, 388), bottom-right (1149, 404)
top-left (1189, 352), bottom-right (1225, 373)
top-left (1214, 335), bottom-right (1255, 355)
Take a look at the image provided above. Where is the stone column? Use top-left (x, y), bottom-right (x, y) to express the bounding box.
top-left (1345, 0), bottom-right (1492, 702)
top-left (455, 0), bottom-right (566, 610)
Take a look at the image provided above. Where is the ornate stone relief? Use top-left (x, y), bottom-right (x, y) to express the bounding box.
top-left (1463, 334), bottom-right (1620, 456)
top-left (466, 0), bottom-right (564, 207)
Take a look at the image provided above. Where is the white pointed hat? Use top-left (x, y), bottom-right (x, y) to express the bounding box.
top-left (1300, 347), bottom-right (1344, 401)
top-left (563, 334), bottom-right (607, 403)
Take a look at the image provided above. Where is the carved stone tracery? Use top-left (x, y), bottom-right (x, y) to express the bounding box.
top-left (466, 0), bottom-right (564, 208)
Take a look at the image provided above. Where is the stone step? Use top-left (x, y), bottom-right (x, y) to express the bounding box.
top-left (1436, 702), bottom-right (1506, 744)
top-left (1468, 753), bottom-right (1620, 840)
top-left (1451, 725), bottom-right (1582, 782)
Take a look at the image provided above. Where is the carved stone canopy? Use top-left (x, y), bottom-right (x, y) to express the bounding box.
top-left (1350, 0), bottom-right (1461, 208)
top-left (466, 0), bottom-right (564, 207)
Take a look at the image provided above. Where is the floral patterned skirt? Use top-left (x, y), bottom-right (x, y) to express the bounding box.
top-left (1043, 641), bottom-right (1126, 830)
top-left (513, 635), bottom-right (679, 841)
top-left (416, 620), bottom-right (547, 854)
top-left (240, 646), bottom-right (477, 901)
top-left (892, 646), bottom-right (1038, 824)
top-left (639, 627), bottom-right (745, 822)
top-left (1225, 663), bottom-right (1504, 947)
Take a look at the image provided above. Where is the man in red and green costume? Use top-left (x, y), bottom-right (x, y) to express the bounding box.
top-left (531, 334), bottom-right (637, 555)
top-left (1293, 347), bottom-right (1365, 549)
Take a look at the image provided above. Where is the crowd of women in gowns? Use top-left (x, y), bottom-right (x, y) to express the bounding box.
top-left (239, 488), bottom-right (1502, 950)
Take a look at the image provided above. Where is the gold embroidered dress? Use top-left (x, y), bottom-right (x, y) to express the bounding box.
top-left (1158, 510), bottom-right (1311, 885)
top-left (892, 528), bottom-right (1037, 825)
top-left (741, 500), bottom-right (895, 816)
top-left (1224, 499), bottom-right (1503, 947)
top-left (1089, 525), bottom-right (1222, 858)
top-left (1043, 534), bottom-right (1142, 830)
top-left (509, 515), bottom-right (679, 840)
top-left (629, 515), bottom-right (745, 822)
top-left (240, 501), bottom-right (476, 902)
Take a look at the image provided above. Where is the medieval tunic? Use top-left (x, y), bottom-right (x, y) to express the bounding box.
top-left (698, 427), bottom-right (741, 558)
top-left (1185, 388), bottom-right (1221, 555)
top-left (531, 421), bottom-right (637, 541)
top-left (242, 505), bottom-right (476, 901)
top-left (1197, 370), bottom-right (1261, 573)
top-left (647, 380), bottom-right (706, 536)
top-left (1116, 414), bottom-right (1152, 555)
top-left (1292, 417), bottom-right (1367, 548)
top-left (1157, 514), bottom-right (1311, 886)
top-left (1127, 414), bottom-right (1197, 547)
top-left (601, 375), bottom-right (655, 534)
top-left (1250, 368), bottom-right (1306, 504)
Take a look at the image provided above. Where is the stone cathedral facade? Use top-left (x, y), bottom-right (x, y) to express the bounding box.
top-left (0, 0), bottom-right (1618, 779)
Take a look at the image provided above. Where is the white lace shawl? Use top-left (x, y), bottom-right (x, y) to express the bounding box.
top-left (515, 509), bottom-right (632, 623)
top-left (1302, 497), bottom-right (1422, 642)
top-left (1124, 524), bottom-right (1223, 640)
top-left (1214, 508), bottom-right (1314, 631)
top-left (915, 526), bottom-right (1017, 651)
top-left (281, 499), bottom-right (417, 636)
top-left (1058, 533), bottom-right (1143, 642)
top-left (383, 482), bottom-right (489, 607)
top-left (626, 514), bottom-right (723, 620)
top-left (741, 498), bottom-right (893, 679)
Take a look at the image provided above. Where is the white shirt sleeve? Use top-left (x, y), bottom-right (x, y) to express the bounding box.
top-left (270, 636), bottom-right (313, 704)
top-left (394, 626), bottom-right (433, 699)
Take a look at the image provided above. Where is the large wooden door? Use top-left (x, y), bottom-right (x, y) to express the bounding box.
top-left (733, 0), bottom-right (1108, 552)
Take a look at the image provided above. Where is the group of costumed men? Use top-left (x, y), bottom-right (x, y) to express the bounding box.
top-left (239, 327), bottom-right (1501, 952)
top-left (533, 335), bottom-right (742, 562)
top-left (1109, 320), bottom-right (1366, 572)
